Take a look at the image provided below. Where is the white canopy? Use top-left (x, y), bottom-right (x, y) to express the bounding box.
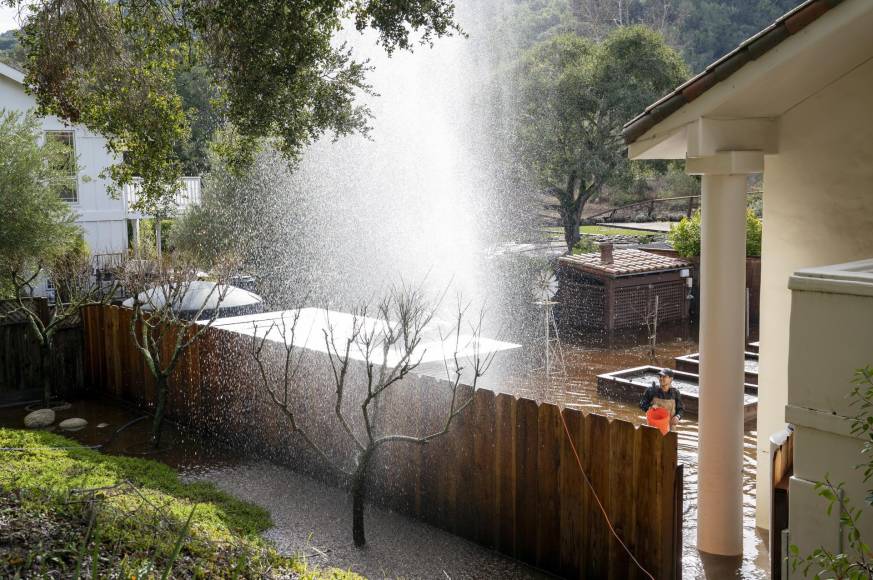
top-left (122, 281), bottom-right (264, 318)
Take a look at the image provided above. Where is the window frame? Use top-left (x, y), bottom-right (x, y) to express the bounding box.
top-left (44, 129), bottom-right (79, 203)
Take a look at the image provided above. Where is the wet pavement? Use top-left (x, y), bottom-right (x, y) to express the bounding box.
top-left (198, 461), bottom-right (553, 579)
top-left (1, 334), bottom-right (768, 579)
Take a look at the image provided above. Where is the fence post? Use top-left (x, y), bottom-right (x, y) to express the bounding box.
top-left (674, 464), bottom-right (684, 580)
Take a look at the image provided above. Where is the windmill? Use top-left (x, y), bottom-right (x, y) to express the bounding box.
top-left (532, 268), bottom-right (566, 376)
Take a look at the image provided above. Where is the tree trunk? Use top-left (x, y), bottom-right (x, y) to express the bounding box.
top-left (351, 450), bottom-right (373, 547)
top-left (561, 172), bottom-right (581, 254)
top-left (40, 339), bottom-right (53, 408)
top-left (563, 213), bottom-right (582, 254)
top-left (151, 374), bottom-right (168, 448)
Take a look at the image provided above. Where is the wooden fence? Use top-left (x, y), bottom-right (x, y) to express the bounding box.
top-left (81, 305), bottom-right (682, 579)
top-left (0, 299), bottom-right (83, 404)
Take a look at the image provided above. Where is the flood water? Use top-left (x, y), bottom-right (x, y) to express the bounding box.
top-left (494, 335), bottom-right (769, 579)
top-left (0, 335), bottom-right (768, 579)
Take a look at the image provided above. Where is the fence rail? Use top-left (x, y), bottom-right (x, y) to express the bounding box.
top-left (81, 304), bottom-right (681, 579)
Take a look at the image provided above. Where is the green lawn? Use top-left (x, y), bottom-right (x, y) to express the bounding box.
top-left (546, 225), bottom-right (661, 238)
top-left (0, 428), bottom-right (360, 579)
top-left (579, 225), bottom-right (658, 236)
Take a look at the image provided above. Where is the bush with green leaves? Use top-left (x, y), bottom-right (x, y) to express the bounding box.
top-left (667, 208), bottom-right (762, 258)
top-left (572, 236), bottom-right (598, 255)
top-left (0, 110), bottom-right (80, 285)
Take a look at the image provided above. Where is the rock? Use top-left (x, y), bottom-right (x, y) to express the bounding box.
top-left (58, 418), bottom-right (88, 432)
top-left (23, 409), bottom-right (55, 429)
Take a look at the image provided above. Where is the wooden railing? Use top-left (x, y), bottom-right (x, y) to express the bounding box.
top-left (81, 304), bottom-right (682, 579)
top-left (123, 176), bottom-right (201, 218)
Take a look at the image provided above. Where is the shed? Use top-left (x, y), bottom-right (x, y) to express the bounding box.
top-left (556, 244), bottom-right (691, 339)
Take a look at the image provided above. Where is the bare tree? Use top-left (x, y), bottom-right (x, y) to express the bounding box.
top-left (644, 290), bottom-right (660, 365)
top-left (250, 284), bottom-right (495, 547)
top-left (571, 0), bottom-right (678, 42)
top-left (5, 252), bottom-right (116, 407)
top-left (119, 255), bottom-right (234, 448)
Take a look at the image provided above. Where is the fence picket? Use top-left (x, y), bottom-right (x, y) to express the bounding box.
top-left (78, 305), bottom-right (681, 579)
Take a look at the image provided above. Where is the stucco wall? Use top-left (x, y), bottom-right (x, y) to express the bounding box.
top-left (756, 56), bottom-right (873, 527)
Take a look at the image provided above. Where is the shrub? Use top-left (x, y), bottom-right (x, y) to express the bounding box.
top-left (668, 209), bottom-right (762, 258)
top-left (572, 236), bottom-right (598, 255)
top-left (668, 211), bottom-right (701, 257)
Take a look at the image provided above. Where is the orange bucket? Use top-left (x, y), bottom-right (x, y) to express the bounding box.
top-left (647, 407), bottom-right (671, 435)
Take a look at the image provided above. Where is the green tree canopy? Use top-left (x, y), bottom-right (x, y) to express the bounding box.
top-left (10, 0), bottom-right (462, 211)
top-left (502, 0), bottom-right (801, 72)
top-left (513, 26), bottom-right (687, 251)
top-left (0, 110), bottom-right (80, 287)
top-left (0, 28), bottom-right (25, 69)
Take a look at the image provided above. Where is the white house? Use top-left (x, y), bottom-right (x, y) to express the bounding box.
top-left (0, 61), bottom-right (128, 261)
top-left (0, 61), bottom-right (201, 291)
top-left (622, 0), bottom-right (873, 571)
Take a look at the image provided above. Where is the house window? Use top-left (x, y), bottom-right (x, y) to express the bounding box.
top-left (45, 130), bottom-right (78, 202)
top-left (45, 278), bottom-right (56, 303)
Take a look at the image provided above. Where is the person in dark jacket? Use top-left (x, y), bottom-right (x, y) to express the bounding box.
top-left (640, 368), bottom-right (683, 428)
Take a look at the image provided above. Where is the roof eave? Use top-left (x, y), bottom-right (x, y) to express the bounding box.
top-left (622, 0), bottom-right (843, 146)
top-left (0, 61), bottom-right (25, 85)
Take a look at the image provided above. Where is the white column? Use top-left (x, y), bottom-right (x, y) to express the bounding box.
top-left (133, 218), bottom-right (141, 258)
top-left (155, 217), bottom-right (163, 261)
top-left (687, 151), bottom-right (762, 556)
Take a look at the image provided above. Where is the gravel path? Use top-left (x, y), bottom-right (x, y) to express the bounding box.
top-left (191, 461), bottom-right (553, 580)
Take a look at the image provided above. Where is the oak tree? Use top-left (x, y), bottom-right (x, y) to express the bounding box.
top-left (512, 26), bottom-right (687, 252)
top-left (9, 0), bottom-right (462, 210)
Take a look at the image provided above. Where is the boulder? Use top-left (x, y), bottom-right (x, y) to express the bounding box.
top-left (59, 418), bottom-right (88, 432)
top-left (23, 409), bottom-right (55, 429)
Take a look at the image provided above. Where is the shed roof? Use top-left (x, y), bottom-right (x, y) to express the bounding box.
top-left (623, 0), bottom-right (842, 145)
top-left (559, 249), bottom-right (690, 278)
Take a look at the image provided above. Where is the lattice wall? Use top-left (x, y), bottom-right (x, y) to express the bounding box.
top-left (614, 281), bottom-right (686, 329)
top-left (556, 267), bottom-right (606, 332)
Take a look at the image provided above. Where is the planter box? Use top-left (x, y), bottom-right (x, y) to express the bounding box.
top-left (675, 352), bottom-right (759, 386)
top-left (596, 365), bottom-right (757, 424)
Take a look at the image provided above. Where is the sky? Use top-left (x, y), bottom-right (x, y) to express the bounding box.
top-left (0, 5), bottom-right (23, 33)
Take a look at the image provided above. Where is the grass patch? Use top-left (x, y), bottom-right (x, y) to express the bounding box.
top-left (546, 225), bottom-right (661, 238)
top-left (579, 225), bottom-right (658, 237)
top-left (0, 428), bottom-right (360, 579)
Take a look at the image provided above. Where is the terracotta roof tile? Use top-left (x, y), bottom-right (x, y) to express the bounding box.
top-left (623, 0), bottom-right (843, 145)
top-left (559, 249), bottom-right (691, 278)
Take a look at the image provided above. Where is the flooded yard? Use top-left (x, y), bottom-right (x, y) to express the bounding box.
top-left (1, 334), bottom-right (768, 579)
top-left (494, 337), bottom-right (768, 579)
